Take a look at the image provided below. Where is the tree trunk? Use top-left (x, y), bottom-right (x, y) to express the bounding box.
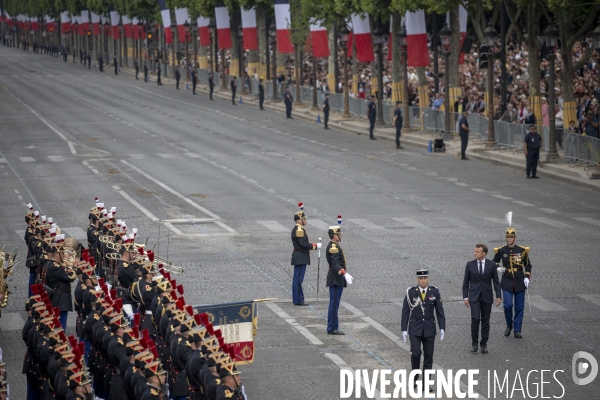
top-left (448, 5), bottom-right (461, 111)
top-left (256, 8), bottom-right (267, 80)
top-left (327, 23), bottom-right (336, 92)
top-left (391, 11), bottom-right (401, 103)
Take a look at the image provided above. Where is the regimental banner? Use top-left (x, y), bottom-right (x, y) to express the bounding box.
top-left (195, 300), bottom-right (258, 364)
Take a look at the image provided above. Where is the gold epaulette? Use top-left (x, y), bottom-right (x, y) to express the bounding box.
top-left (493, 247), bottom-right (499, 254)
top-left (523, 247), bottom-right (530, 253)
top-left (329, 243), bottom-right (338, 254)
top-left (295, 225), bottom-right (304, 238)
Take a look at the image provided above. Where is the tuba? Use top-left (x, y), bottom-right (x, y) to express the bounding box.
top-left (0, 248), bottom-right (17, 308)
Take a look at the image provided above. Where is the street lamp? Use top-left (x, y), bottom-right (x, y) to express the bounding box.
top-left (338, 23), bottom-right (352, 119)
top-left (542, 23), bottom-right (560, 162)
top-left (372, 18), bottom-right (386, 127)
top-left (208, 19), bottom-right (215, 72)
top-left (268, 21), bottom-right (278, 101)
top-left (439, 23), bottom-right (452, 139)
top-left (291, 28), bottom-right (302, 107)
top-left (398, 24), bottom-right (410, 130)
top-left (238, 24), bottom-right (246, 94)
top-left (483, 23), bottom-right (497, 148)
top-left (183, 21), bottom-right (190, 78)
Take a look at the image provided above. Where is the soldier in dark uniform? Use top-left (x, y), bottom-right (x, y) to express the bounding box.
top-left (106, 314), bottom-right (129, 400)
top-left (113, 56), bottom-right (118, 75)
top-left (231, 76), bottom-right (237, 105)
top-left (24, 206), bottom-right (41, 295)
top-left (171, 319), bottom-right (194, 400)
top-left (203, 351), bottom-right (222, 400)
top-left (175, 66), bottom-right (181, 89)
top-left (493, 227), bottom-right (532, 338)
top-left (185, 327), bottom-right (207, 400)
top-left (258, 79), bottom-right (264, 110)
top-left (66, 370), bottom-right (94, 400)
top-left (141, 361), bottom-right (167, 400)
top-left (284, 85), bottom-right (293, 118)
top-left (73, 266), bottom-right (87, 339)
top-left (216, 362), bottom-right (243, 400)
top-left (79, 49), bottom-right (83, 64)
top-left (209, 72), bottom-right (215, 100)
top-left (44, 236), bottom-right (76, 329)
top-left (98, 54), bottom-right (104, 72)
top-left (132, 351), bottom-right (153, 399)
top-left (326, 222), bottom-right (352, 335)
top-left (156, 64), bottom-right (162, 85)
top-left (117, 243), bottom-right (140, 313)
top-left (135, 59), bottom-right (139, 80)
top-left (392, 100), bottom-right (404, 149)
top-left (401, 269), bottom-right (446, 390)
top-left (367, 94), bottom-right (377, 140)
top-left (144, 63), bottom-right (149, 82)
top-left (87, 53), bottom-right (91, 69)
top-left (133, 262), bottom-right (158, 337)
top-left (323, 93), bottom-right (330, 129)
top-left (290, 204), bottom-right (319, 306)
top-left (523, 125), bottom-right (542, 179)
top-left (191, 67), bottom-right (197, 94)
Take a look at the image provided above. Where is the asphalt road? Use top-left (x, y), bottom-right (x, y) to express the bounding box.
top-left (1, 45), bottom-right (599, 399)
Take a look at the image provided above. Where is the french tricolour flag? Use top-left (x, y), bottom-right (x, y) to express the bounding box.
top-left (122, 15), bottom-right (133, 38)
top-left (45, 15), bottom-right (56, 32)
top-left (80, 10), bottom-right (89, 32)
top-left (351, 13), bottom-right (374, 63)
top-left (274, 0), bottom-right (294, 53)
top-left (31, 17), bottom-right (39, 31)
top-left (195, 300), bottom-right (258, 364)
top-left (91, 12), bottom-right (100, 35)
top-left (447, 6), bottom-right (468, 64)
top-left (406, 10), bottom-right (428, 67)
top-left (61, 11), bottom-right (70, 33)
top-left (174, 8), bottom-right (189, 43)
top-left (158, 0), bottom-right (172, 44)
top-left (215, 6), bottom-right (232, 50)
top-left (309, 19), bottom-right (329, 58)
top-left (197, 16), bottom-right (211, 46)
top-left (132, 17), bottom-right (141, 40)
top-left (109, 9), bottom-right (120, 39)
top-left (241, 7), bottom-right (258, 51)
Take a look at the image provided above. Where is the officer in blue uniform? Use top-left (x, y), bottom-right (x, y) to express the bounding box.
top-left (523, 125), bottom-right (542, 179)
top-left (323, 93), bottom-right (330, 129)
top-left (493, 227), bottom-right (532, 338)
top-left (284, 85), bottom-right (293, 118)
top-left (401, 269), bottom-right (445, 385)
top-left (367, 94), bottom-right (377, 140)
top-left (258, 79), bottom-right (265, 110)
top-left (290, 203), bottom-right (319, 306)
top-left (326, 221), bottom-right (352, 335)
top-left (209, 72), bottom-right (215, 100)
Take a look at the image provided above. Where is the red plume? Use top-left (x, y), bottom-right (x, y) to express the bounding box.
top-left (132, 326), bottom-right (139, 338)
top-left (217, 337), bottom-right (225, 347)
top-left (177, 285), bottom-right (184, 295)
top-left (138, 246), bottom-right (144, 255)
top-left (98, 278), bottom-right (105, 287)
top-left (206, 324), bottom-right (214, 335)
top-left (113, 298), bottom-right (123, 313)
top-left (164, 271), bottom-right (171, 280)
top-left (228, 348), bottom-right (236, 359)
top-left (176, 299), bottom-right (184, 311)
top-left (68, 335), bottom-right (77, 349)
top-left (134, 313), bottom-right (140, 326)
top-left (110, 289), bottom-right (117, 300)
top-left (185, 305), bottom-right (193, 316)
top-left (53, 307), bottom-right (60, 317)
top-left (59, 331), bottom-right (67, 343)
top-left (74, 357), bottom-right (82, 369)
top-left (142, 329), bottom-right (150, 341)
top-left (199, 313), bottom-right (209, 326)
top-left (158, 263), bottom-right (163, 268)
top-left (88, 257), bottom-right (95, 267)
top-left (146, 250), bottom-right (154, 262)
top-left (193, 314), bottom-right (201, 325)
top-left (139, 337), bottom-right (147, 348)
top-left (78, 342), bottom-right (85, 354)
top-left (214, 329), bottom-right (222, 339)
top-left (149, 345), bottom-right (159, 359)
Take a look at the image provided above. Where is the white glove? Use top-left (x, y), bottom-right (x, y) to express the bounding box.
top-left (344, 273), bottom-right (353, 285)
top-left (440, 329), bottom-right (445, 341)
top-left (524, 277), bottom-right (529, 288)
top-left (316, 243), bottom-right (322, 249)
top-left (402, 331), bottom-right (408, 342)
top-left (497, 266), bottom-right (506, 274)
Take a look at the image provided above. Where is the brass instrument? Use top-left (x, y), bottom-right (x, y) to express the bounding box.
top-left (105, 252), bottom-right (122, 261)
top-left (152, 253), bottom-right (184, 275)
top-left (106, 242), bottom-right (121, 251)
top-left (0, 248), bottom-right (17, 308)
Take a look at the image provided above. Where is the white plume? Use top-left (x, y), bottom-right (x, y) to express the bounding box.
top-left (505, 212), bottom-right (513, 227)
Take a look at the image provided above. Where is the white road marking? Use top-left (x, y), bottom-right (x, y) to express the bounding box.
top-left (439, 217), bottom-right (472, 229)
top-left (513, 200), bottom-right (534, 207)
top-left (347, 218), bottom-right (385, 230)
top-left (540, 208), bottom-right (557, 214)
top-left (257, 220), bottom-right (289, 232)
top-left (91, 169), bottom-right (100, 174)
top-left (13, 189), bottom-right (19, 194)
top-left (116, 190), bottom-right (159, 222)
top-left (185, 152), bottom-right (201, 158)
top-left (471, 188), bottom-right (487, 193)
top-left (323, 353), bottom-right (383, 400)
top-left (492, 194), bottom-right (513, 200)
top-left (158, 153), bottom-right (175, 158)
top-left (307, 219), bottom-right (330, 231)
top-left (82, 161), bottom-right (89, 166)
top-left (578, 294), bottom-right (600, 307)
top-left (162, 218), bottom-right (216, 223)
top-left (529, 295), bottom-right (569, 312)
top-left (392, 217), bottom-right (428, 228)
top-left (67, 141), bottom-right (77, 154)
top-left (574, 217), bottom-right (600, 227)
top-left (130, 154), bottom-right (145, 159)
top-left (20, 157), bottom-right (36, 162)
top-left (48, 156), bottom-right (64, 162)
top-left (454, 182), bottom-right (468, 186)
top-left (121, 160), bottom-right (226, 222)
top-left (265, 303), bottom-right (324, 346)
top-left (163, 222), bottom-right (184, 235)
top-left (527, 217), bottom-right (573, 229)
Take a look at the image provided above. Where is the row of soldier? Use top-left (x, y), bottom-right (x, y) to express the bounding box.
top-left (22, 202), bottom-right (245, 400)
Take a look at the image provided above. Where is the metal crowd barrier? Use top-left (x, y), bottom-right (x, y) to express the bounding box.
top-left (562, 132), bottom-right (600, 168)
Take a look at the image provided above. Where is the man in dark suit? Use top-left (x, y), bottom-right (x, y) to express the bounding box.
top-left (326, 222), bottom-right (352, 335)
top-left (290, 204), bottom-right (319, 306)
top-left (462, 244), bottom-right (502, 354)
top-left (401, 268), bottom-right (445, 389)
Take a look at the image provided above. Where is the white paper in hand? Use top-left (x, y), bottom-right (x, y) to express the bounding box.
top-left (344, 273), bottom-right (354, 285)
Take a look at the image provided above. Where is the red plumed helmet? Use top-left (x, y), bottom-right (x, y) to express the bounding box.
top-left (186, 305), bottom-right (193, 316)
top-left (138, 246), bottom-right (144, 255)
top-left (78, 342), bottom-right (84, 354)
top-left (113, 298), bottom-right (123, 313)
top-left (177, 285), bottom-right (184, 295)
top-left (98, 278), bottom-right (105, 287)
top-left (214, 329), bottom-right (222, 339)
top-left (193, 314), bottom-right (201, 325)
top-left (217, 337), bottom-right (225, 347)
top-left (88, 257), bottom-right (95, 267)
top-left (59, 331), bottom-right (67, 343)
top-left (68, 335), bottom-right (77, 348)
top-left (140, 337), bottom-right (147, 348)
top-left (199, 313), bottom-right (209, 326)
top-left (132, 326), bottom-right (139, 338)
top-left (206, 324), bottom-right (214, 335)
top-left (142, 329), bottom-right (150, 340)
top-left (53, 307), bottom-right (60, 317)
top-left (146, 250), bottom-right (154, 262)
top-left (133, 313), bottom-right (140, 327)
top-left (110, 289), bottom-right (117, 300)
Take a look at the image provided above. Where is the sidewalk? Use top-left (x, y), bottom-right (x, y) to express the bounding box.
top-left (122, 67), bottom-right (600, 191)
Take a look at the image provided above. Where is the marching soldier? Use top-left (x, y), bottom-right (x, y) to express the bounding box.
top-left (326, 219), bottom-right (352, 335)
top-left (493, 227), bottom-right (532, 338)
top-left (290, 203), bottom-right (320, 306)
top-left (185, 327), bottom-right (207, 399)
top-left (284, 85), bottom-right (293, 118)
top-left (45, 235), bottom-right (76, 329)
top-left (141, 361), bottom-right (167, 400)
top-left (231, 76), bottom-right (237, 105)
top-left (401, 269), bottom-right (446, 390)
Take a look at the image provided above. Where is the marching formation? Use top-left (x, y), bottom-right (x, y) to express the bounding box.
top-left (20, 201), bottom-right (246, 400)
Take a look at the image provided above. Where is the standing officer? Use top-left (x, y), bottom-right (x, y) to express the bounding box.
top-left (323, 93), bottom-right (330, 129)
top-left (135, 59), bottom-right (139, 80)
top-left (290, 203), bottom-right (320, 306)
top-left (462, 244), bottom-right (501, 354)
top-left (401, 269), bottom-right (445, 390)
top-left (284, 85), bottom-right (294, 118)
top-left (258, 79), bottom-right (265, 110)
top-left (326, 219), bottom-right (352, 335)
top-left (80, 48), bottom-right (83, 64)
top-left (156, 63), bottom-right (162, 85)
top-left (98, 54), bottom-right (104, 72)
top-left (493, 227), bottom-right (532, 338)
top-left (45, 235), bottom-right (77, 330)
top-left (87, 53), bottom-right (92, 69)
top-left (208, 72), bottom-right (215, 100)
top-left (144, 63), bottom-right (149, 83)
top-left (392, 100), bottom-right (404, 149)
top-left (113, 56), bottom-right (118, 75)
top-left (523, 125), bottom-right (542, 179)
top-left (458, 110), bottom-right (470, 160)
top-left (191, 66), bottom-right (197, 94)
top-left (367, 95), bottom-right (377, 140)
top-left (175, 66), bottom-right (181, 89)
top-left (231, 76), bottom-right (237, 105)
top-left (83, 51), bottom-right (87, 67)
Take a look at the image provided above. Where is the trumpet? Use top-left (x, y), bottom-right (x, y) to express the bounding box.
top-left (98, 234), bottom-right (113, 244)
top-left (153, 254), bottom-right (184, 275)
top-left (105, 252), bottom-right (122, 261)
top-left (106, 242), bottom-right (122, 251)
